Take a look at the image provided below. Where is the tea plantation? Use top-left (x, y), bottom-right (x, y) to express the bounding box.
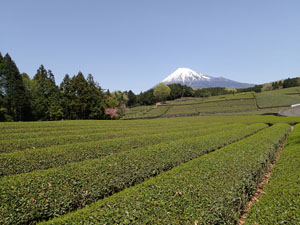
top-left (1, 115), bottom-right (300, 224)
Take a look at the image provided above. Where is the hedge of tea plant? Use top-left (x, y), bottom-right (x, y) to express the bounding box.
top-left (41, 123), bottom-right (289, 225)
top-left (0, 122), bottom-right (237, 177)
top-left (0, 123), bottom-right (266, 224)
top-left (0, 119), bottom-right (210, 138)
top-left (0, 117), bottom-right (203, 135)
top-left (0, 121), bottom-right (212, 153)
top-left (0, 126), bottom-right (132, 141)
top-left (245, 124), bottom-right (300, 224)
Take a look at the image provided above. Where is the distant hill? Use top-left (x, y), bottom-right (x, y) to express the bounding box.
top-left (162, 68), bottom-right (255, 89)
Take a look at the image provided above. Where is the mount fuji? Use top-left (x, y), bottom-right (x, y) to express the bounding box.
top-left (162, 68), bottom-right (254, 89)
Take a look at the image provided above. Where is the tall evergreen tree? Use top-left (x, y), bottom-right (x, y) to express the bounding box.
top-left (32, 65), bottom-right (49, 120)
top-left (86, 74), bottom-right (105, 119)
top-left (0, 53), bottom-right (28, 121)
top-left (136, 89), bottom-right (157, 105)
top-left (127, 90), bottom-right (136, 107)
top-left (0, 52), bottom-right (5, 121)
top-left (60, 74), bottom-right (73, 119)
top-left (0, 52), bottom-right (128, 121)
top-left (32, 65), bottom-right (63, 120)
top-left (0, 53), bottom-right (3, 101)
top-left (21, 73), bottom-right (34, 121)
top-left (283, 78), bottom-right (299, 88)
top-left (70, 72), bottom-right (89, 119)
top-left (46, 70), bottom-right (63, 120)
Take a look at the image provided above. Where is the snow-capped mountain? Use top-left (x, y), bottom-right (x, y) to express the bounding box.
top-left (162, 68), bottom-right (211, 84)
top-left (162, 68), bottom-right (254, 89)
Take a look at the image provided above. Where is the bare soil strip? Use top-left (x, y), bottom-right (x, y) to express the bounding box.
top-left (238, 126), bottom-right (293, 225)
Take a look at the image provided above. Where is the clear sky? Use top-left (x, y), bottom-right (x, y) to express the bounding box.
top-left (2, 0), bottom-right (300, 93)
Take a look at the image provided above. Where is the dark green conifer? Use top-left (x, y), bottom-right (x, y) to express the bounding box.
top-left (0, 53), bottom-right (27, 121)
top-left (32, 65), bottom-right (63, 120)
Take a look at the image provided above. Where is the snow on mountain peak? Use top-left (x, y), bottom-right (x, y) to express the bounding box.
top-left (160, 67), bottom-right (254, 89)
top-left (162, 68), bottom-right (211, 84)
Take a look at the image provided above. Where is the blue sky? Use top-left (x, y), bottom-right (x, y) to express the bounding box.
top-left (2, 0), bottom-right (300, 93)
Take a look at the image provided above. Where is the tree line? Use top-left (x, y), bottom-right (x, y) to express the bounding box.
top-left (135, 84), bottom-right (240, 106)
top-left (4, 51), bottom-right (297, 121)
top-left (0, 52), bottom-right (246, 122)
top-left (0, 52), bottom-right (131, 121)
top-left (272, 78), bottom-right (300, 89)
top-left (237, 78), bottom-right (300, 93)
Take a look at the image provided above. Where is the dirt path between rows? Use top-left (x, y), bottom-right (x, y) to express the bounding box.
top-left (238, 125), bottom-right (293, 225)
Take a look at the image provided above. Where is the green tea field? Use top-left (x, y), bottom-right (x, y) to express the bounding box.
top-left (123, 93), bottom-right (258, 119)
top-left (2, 1), bottom-right (300, 224)
top-left (123, 87), bottom-right (300, 119)
top-left (1, 115), bottom-right (300, 224)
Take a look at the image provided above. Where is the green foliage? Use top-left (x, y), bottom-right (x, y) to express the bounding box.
top-left (106, 90), bottom-right (128, 116)
top-left (255, 90), bottom-right (300, 108)
top-left (136, 84), bottom-right (193, 106)
top-left (167, 83), bottom-right (194, 100)
top-left (165, 104), bottom-right (197, 116)
top-left (70, 72), bottom-right (89, 119)
top-left (60, 74), bottom-right (73, 119)
top-left (41, 124), bottom-right (289, 225)
top-left (21, 73), bottom-right (34, 120)
top-left (59, 73), bottom-right (106, 120)
top-left (127, 90), bottom-right (136, 107)
top-left (0, 52), bottom-right (123, 121)
top-left (0, 123), bottom-right (267, 224)
top-left (237, 85), bottom-right (263, 93)
top-left (125, 98), bottom-right (257, 119)
top-left (271, 80), bottom-right (283, 90)
top-left (31, 65), bottom-right (63, 120)
top-left (122, 105), bottom-right (153, 119)
top-left (0, 53), bottom-right (29, 121)
top-left (86, 77), bottom-right (106, 119)
top-left (0, 123), bottom-right (239, 177)
top-left (137, 105), bottom-right (170, 118)
top-left (245, 124), bottom-right (300, 224)
top-left (283, 77), bottom-right (299, 88)
top-left (194, 87), bottom-right (232, 97)
top-left (0, 122), bottom-right (201, 153)
top-left (0, 119), bottom-right (224, 154)
top-left (153, 83), bottom-right (171, 102)
top-left (137, 88), bottom-right (157, 105)
top-left (166, 99), bottom-right (257, 116)
top-left (245, 77), bottom-right (299, 94)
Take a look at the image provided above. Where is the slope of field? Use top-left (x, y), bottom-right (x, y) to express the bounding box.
top-left (0, 122), bottom-right (238, 177)
top-left (123, 87), bottom-right (300, 119)
top-left (245, 124), bottom-right (300, 224)
top-left (1, 115), bottom-right (300, 225)
top-left (265, 86), bottom-right (300, 94)
top-left (166, 92), bottom-right (254, 105)
top-left (41, 124), bottom-right (290, 224)
top-left (255, 87), bottom-right (300, 108)
top-left (0, 123), bottom-right (266, 224)
top-left (123, 94), bottom-right (257, 119)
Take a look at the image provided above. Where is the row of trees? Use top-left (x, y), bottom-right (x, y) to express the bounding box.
top-left (134, 83), bottom-right (194, 106)
top-left (0, 52), bottom-right (130, 121)
top-left (4, 51), bottom-right (299, 121)
top-left (237, 85), bottom-right (263, 93)
top-left (238, 78), bottom-right (300, 93)
top-left (134, 85), bottom-right (240, 106)
top-left (272, 78), bottom-right (300, 89)
top-left (194, 87), bottom-right (236, 97)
